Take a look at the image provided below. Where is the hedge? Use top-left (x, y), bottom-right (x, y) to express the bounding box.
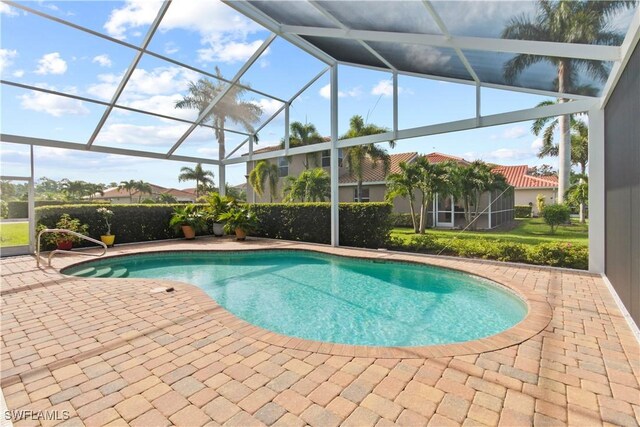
top-left (514, 205), bottom-right (532, 218)
top-left (8, 200), bottom-right (108, 219)
top-left (387, 235), bottom-right (587, 270)
top-left (35, 202), bottom-right (393, 250)
top-left (249, 203), bottom-right (392, 248)
top-left (36, 204), bottom-right (192, 250)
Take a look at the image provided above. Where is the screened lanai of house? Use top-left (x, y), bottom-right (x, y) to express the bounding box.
top-left (1, 0), bottom-right (639, 272)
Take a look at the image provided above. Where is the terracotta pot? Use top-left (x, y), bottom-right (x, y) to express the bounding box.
top-left (181, 225), bottom-right (196, 240)
top-left (56, 240), bottom-right (73, 250)
top-left (235, 228), bottom-right (247, 241)
top-left (100, 235), bottom-right (115, 247)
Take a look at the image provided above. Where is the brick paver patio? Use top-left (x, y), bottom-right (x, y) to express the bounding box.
top-left (1, 238), bottom-right (639, 426)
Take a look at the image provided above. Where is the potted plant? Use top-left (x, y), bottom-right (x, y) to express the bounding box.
top-left (169, 204), bottom-right (204, 240)
top-left (218, 205), bottom-right (257, 241)
top-left (38, 214), bottom-right (89, 250)
top-left (97, 207), bottom-right (115, 246)
top-left (204, 192), bottom-right (235, 236)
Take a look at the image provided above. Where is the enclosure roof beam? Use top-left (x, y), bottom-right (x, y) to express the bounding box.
top-left (3, 1), bottom-right (286, 104)
top-left (86, 0), bottom-right (171, 149)
top-left (1, 134), bottom-right (220, 165)
top-left (280, 26), bottom-right (621, 62)
top-left (1, 80), bottom-right (252, 138)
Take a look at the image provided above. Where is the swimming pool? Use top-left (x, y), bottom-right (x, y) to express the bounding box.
top-left (64, 250), bottom-right (527, 347)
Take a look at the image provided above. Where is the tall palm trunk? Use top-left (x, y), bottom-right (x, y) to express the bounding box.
top-left (419, 191), bottom-right (428, 234)
top-left (557, 61), bottom-right (571, 204)
top-left (408, 198), bottom-right (418, 233)
top-left (356, 180), bottom-right (363, 203)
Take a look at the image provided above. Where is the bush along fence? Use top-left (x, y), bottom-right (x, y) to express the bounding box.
top-left (7, 200), bottom-right (108, 219)
top-left (514, 205), bottom-right (533, 218)
top-left (386, 234), bottom-right (588, 270)
top-left (35, 202), bottom-right (393, 250)
top-left (249, 202), bottom-right (392, 249)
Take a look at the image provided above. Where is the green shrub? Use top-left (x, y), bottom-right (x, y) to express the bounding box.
top-left (387, 235), bottom-right (586, 269)
top-left (0, 200), bottom-right (7, 219)
top-left (514, 205), bottom-right (532, 218)
top-left (390, 213), bottom-right (415, 227)
top-left (8, 200), bottom-right (108, 219)
top-left (249, 203), bottom-right (392, 248)
top-left (528, 242), bottom-right (588, 270)
top-left (36, 204), bottom-right (196, 249)
top-left (542, 204), bottom-right (571, 233)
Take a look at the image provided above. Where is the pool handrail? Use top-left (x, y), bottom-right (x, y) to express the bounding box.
top-left (36, 228), bottom-right (107, 268)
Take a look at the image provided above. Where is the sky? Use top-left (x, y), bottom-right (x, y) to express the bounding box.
top-left (0, 0), bottom-right (636, 189)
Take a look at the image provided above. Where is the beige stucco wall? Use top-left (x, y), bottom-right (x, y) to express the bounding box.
top-left (515, 188), bottom-right (558, 215)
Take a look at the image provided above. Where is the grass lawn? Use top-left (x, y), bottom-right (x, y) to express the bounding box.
top-left (0, 221), bottom-right (29, 248)
top-left (391, 217), bottom-right (588, 247)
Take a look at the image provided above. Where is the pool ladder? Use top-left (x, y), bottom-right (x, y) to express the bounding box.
top-left (36, 228), bottom-right (108, 268)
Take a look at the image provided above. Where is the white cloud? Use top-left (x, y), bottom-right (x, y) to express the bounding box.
top-left (92, 54), bottom-right (112, 67)
top-left (0, 49), bottom-right (17, 72)
top-left (20, 91), bottom-right (90, 117)
top-left (198, 40), bottom-right (265, 64)
top-left (95, 122), bottom-right (209, 148)
top-left (370, 80), bottom-right (411, 97)
top-left (531, 138), bottom-right (543, 150)
top-left (0, 3), bottom-right (18, 16)
top-left (12, 69), bottom-right (25, 78)
top-left (103, 0), bottom-right (265, 64)
top-left (491, 125), bottom-right (528, 140)
top-left (319, 84), bottom-right (361, 100)
top-left (35, 52), bottom-right (67, 75)
top-left (164, 42), bottom-right (179, 55)
top-left (485, 148), bottom-right (532, 161)
top-left (251, 98), bottom-right (282, 118)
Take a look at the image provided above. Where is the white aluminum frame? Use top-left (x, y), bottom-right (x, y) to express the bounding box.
top-left (1, 0), bottom-right (639, 270)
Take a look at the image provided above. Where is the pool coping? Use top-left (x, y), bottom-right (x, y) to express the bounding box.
top-left (60, 246), bottom-right (553, 359)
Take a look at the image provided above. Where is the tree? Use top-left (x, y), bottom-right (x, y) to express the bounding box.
top-left (532, 102), bottom-right (589, 175)
top-left (386, 161), bottom-right (421, 233)
top-left (118, 180), bottom-right (138, 203)
top-left (542, 204), bottom-right (571, 234)
top-left (283, 168), bottom-right (331, 202)
top-left (528, 164), bottom-right (556, 177)
top-left (249, 160), bottom-right (279, 202)
top-left (135, 181), bottom-right (152, 203)
top-left (158, 193), bottom-right (178, 204)
top-left (567, 174), bottom-right (588, 223)
top-left (178, 163), bottom-right (215, 199)
top-left (502, 0), bottom-right (633, 202)
top-left (175, 69), bottom-right (263, 165)
top-left (281, 121), bottom-right (325, 169)
top-left (61, 179), bottom-right (92, 200)
top-left (414, 157), bottom-right (449, 234)
top-left (341, 115), bottom-right (393, 202)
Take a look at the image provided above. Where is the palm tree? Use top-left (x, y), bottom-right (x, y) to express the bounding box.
top-left (386, 161), bottom-right (421, 233)
top-left (414, 158), bottom-right (449, 234)
top-left (178, 163), bottom-right (215, 199)
top-left (249, 160), bottom-right (280, 202)
top-left (135, 180), bottom-right (152, 203)
top-left (567, 174), bottom-right (589, 223)
top-left (502, 0), bottom-right (633, 202)
top-left (158, 193), bottom-right (178, 204)
top-left (283, 168), bottom-right (331, 202)
top-left (61, 179), bottom-right (92, 200)
top-left (341, 115), bottom-right (393, 202)
top-left (281, 121), bottom-right (326, 169)
top-left (118, 180), bottom-right (138, 203)
top-left (532, 102), bottom-right (590, 175)
top-left (175, 69), bottom-right (263, 163)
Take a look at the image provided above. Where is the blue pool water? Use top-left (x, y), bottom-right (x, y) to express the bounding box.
top-left (64, 251), bottom-right (526, 346)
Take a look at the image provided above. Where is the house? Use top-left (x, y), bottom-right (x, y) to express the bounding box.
top-left (492, 165), bottom-right (558, 215)
top-left (95, 184), bottom-right (197, 204)
top-left (246, 148), bottom-right (518, 230)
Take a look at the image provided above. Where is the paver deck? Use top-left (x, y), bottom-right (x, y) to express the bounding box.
top-left (1, 237), bottom-right (639, 426)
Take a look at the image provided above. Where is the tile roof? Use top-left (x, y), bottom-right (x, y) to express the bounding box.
top-left (492, 165), bottom-right (558, 189)
top-left (339, 152), bottom-right (418, 184)
top-left (423, 152), bottom-right (471, 166)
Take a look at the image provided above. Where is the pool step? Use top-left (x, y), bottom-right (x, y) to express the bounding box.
top-left (110, 266), bottom-right (129, 278)
top-left (93, 266), bottom-right (114, 278)
top-left (69, 265), bottom-right (129, 278)
top-left (71, 266), bottom-right (97, 277)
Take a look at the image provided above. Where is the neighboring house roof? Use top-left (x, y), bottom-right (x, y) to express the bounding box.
top-left (492, 165), bottom-right (558, 189)
top-left (339, 152), bottom-right (418, 184)
top-left (96, 184), bottom-right (197, 200)
top-left (423, 152), bottom-right (471, 166)
top-left (251, 145), bottom-right (284, 155)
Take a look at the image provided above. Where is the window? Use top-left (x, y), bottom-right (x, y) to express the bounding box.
top-left (321, 149), bottom-right (343, 167)
top-left (278, 157), bottom-right (288, 177)
top-left (354, 187), bottom-right (370, 202)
